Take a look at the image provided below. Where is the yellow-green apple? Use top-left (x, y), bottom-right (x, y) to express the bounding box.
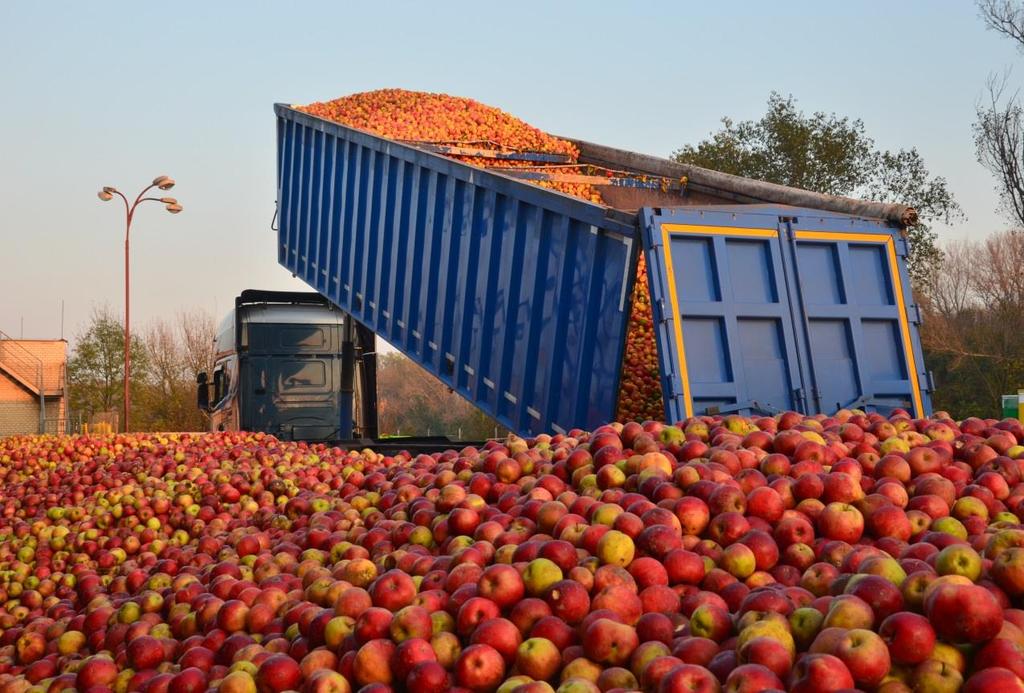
top-left (631, 641), bottom-right (671, 681)
top-left (720, 544), bottom-right (756, 579)
top-left (911, 659), bottom-right (963, 693)
top-left (596, 667), bottom-right (638, 691)
top-left (789, 608), bottom-right (824, 650)
top-left (515, 637), bottom-right (560, 681)
top-left (523, 558), bottom-right (563, 597)
top-left (219, 671), bottom-right (258, 693)
top-left (596, 530), bottom-right (635, 567)
top-left (934, 544), bottom-right (982, 582)
top-left (430, 631), bottom-right (461, 669)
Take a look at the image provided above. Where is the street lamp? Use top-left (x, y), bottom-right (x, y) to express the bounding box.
top-left (98, 176), bottom-right (183, 432)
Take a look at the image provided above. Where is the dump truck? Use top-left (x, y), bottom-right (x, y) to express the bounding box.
top-left (273, 99), bottom-right (932, 437)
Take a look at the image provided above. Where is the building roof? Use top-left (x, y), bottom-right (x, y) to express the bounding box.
top-left (0, 338), bottom-right (66, 396)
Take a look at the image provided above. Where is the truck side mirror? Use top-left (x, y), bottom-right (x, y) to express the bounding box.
top-left (197, 372), bottom-right (210, 411)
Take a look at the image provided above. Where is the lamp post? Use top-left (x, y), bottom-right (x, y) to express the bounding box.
top-left (98, 176), bottom-right (182, 432)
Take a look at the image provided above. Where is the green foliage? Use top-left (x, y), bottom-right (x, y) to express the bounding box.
top-left (67, 308), bottom-right (215, 432)
top-left (674, 93), bottom-right (962, 284)
top-left (67, 307), bottom-right (150, 423)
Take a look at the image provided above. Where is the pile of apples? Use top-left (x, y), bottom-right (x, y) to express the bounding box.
top-left (616, 254), bottom-right (664, 424)
top-left (298, 90), bottom-right (604, 202)
top-left (0, 410), bottom-right (1023, 693)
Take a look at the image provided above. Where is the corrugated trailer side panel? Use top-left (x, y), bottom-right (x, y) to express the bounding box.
top-left (276, 105), bottom-right (637, 436)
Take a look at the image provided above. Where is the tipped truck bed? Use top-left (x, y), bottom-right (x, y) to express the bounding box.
top-left (275, 103), bottom-right (931, 435)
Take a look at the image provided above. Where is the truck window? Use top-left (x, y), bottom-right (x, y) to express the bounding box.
top-left (213, 366), bottom-right (231, 406)
top-left (279, 360), bottom-right (327, 391)
top-left (279, 325), bottom-right (328, 349)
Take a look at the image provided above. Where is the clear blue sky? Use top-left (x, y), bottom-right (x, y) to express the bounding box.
top-left (0, 1), bottom-right (1017, 342)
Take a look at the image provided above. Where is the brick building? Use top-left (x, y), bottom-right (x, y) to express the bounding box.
top-left (0, 337), bottom-right (67, 436)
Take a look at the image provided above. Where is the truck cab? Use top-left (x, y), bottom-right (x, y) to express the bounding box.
top-left (197, 290), bottom-right (377, 442)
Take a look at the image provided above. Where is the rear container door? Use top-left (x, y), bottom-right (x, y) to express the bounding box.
top-left (643, 207), bottom-right (931, 421)
top-left (642, 208), bottom-right (807, 421)
top-left (784, 216), bottom-right (930, 416)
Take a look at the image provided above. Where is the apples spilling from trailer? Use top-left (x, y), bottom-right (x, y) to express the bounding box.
top-left (616, 254), bottom-right (664, 424)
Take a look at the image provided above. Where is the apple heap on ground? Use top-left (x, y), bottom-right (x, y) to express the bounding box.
top-left (0, 410), bottom-right (1022, 692)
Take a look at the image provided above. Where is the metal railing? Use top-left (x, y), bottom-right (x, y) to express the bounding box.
top-left (0, 330), bottom-right (45, 433)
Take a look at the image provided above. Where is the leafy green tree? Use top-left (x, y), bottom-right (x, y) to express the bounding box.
top-left (67, 306), bottom-right (150, 427)
top-left (674, 93), bottom-right (962, 284)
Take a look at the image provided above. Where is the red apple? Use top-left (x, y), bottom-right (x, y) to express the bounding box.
top-left (454, 643), bottom-right (505, 692)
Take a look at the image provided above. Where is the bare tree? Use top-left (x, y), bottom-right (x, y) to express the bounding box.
top-left (917, 240), bottom-right (974, 319)
top-left (377, 352), bottom-right (503, 439)
top-left (975, 76), bottom-right (1024, 226)
top-left (146, 320), bottom-right (186, 393)
top-left (980, 0), bottom-right (1024, 46)
top-left (977, 229), bottom-right (1024, 308)
top-left (920, 229), bottom-right (1024, 415)
top-left (136, 319), bottom-right (191, 431)
top-left (179, 309), bottom-right (217, 379)
top-left (976, 2), bottom-right (1024, 225)
top-left (131, 309), bottom-right (216, 432)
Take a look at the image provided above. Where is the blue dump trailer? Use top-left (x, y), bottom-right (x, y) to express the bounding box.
top-left (274, 103), bottom-right (932, 437)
